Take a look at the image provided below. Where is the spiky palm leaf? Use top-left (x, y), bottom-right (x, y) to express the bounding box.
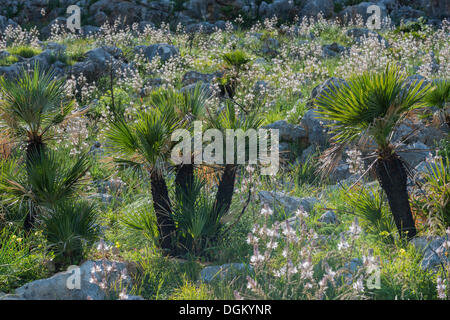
top-left (0, 150), bottom-right (89, 226)
top-left (42, 200), bottom-right (99, 266)
top-left (0, 64), bottom-right (74, 151)
top-left (315, 65), bottom-right (430, 151)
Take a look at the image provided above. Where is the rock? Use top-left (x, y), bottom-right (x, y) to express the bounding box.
top-left (89, 0), bottom-right (162, 25)
top-left (411, 236), bottom-right (449, 270)
top-left (94, 178), bottom-right (126, 194)
top-left (94, 10), bottom-right (108, 26)
top-left (392, 121), bottom-right (415, 144)
top-left (319, 210), bottom-right (338, 224)
top-left (300, 78), bottom-right (348, 146)
top-left (310, 77), bottom-right (347, 102)
top-left (298, 145), bottom-right (317, 163)
top-left (329, 162), bottom-right (353, 184)
top-left (0, 14), bottom-right (18, 32)
top-left (14, 260), bottom-right (131, 300)
top-left (258, 0), bottom-right (298, 20)
top-left (264, 120), bottom-right (307, 143)
top-left (82, 25), bottom-right (101, 36)
top-left (0, 50), bottom-right (10, 59)
top-left (140, 78), bottom-right (166, 96)
top-left (44, 42), bottom-right (67, 55)
top-left (300, 109), bottom-right (330, 147)
top-left (134, 43), bottom-right (179, 63)
top-left (89, 141), bottom-right (105, 157)
top-left (258, 190), bottom-right (318, 215)
top-left (0, 294), bottom-right (25, 300)
top-left (322, 43), bottom-right (347, 58)
top-left (300, 0), bottom-right (334, 18)
top-left (390, 6), bottom-right (425, 23)
top-left (398, 142), bottom-right (430, 167)
top-left (181, 70), bottom-right (222, 86)
top-left (261, 37), bottom-right (279, 56)
top-left (0, 64), bottom-right (20, 80)
top-left (183, 0), bottom-right (220, 21)
top-left (416, 125), bottom-right (448, 146)
top-left (200, 263), bottom-right (250, 283)
top-left (406, 0), bottom-right (450, 20)
top-left (40, 17), bottom-right (68, 39)
top-left (71, 46), bottom-right (131, 82)
top-left (346, 28), bottom-right (387, 45)
top-left (123, 295), bottom-right (145, 300)
top-left (252, 80), bottom-right (271, 96)
top-left (185, 22), bottom-right (217, 34)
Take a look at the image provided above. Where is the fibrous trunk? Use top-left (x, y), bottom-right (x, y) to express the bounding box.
top-left (24, 140), bottom-right (45, 231)
top-left (150, 171), bottom-right (176, 253)
top-left (213, 164), bottom-right (237, 217)
top-left (375, 153), bottom-right (417, 240)
top-left (175, 163), bottom-right (194, 200)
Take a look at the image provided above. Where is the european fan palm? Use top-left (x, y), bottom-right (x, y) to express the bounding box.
top-left (0, 150), bottom-right (90, 230)
top-left (206, 101), bottom-right (263, 217)
top-left (0, 64), bottom-right (74, 164)
top-left (42, 200), bottom-right (99, 266)
top-left (147, 85), bottom-right (211, 201)
top-left (315, 65), bottom-right (431, 239)
top-left (107, 98), bottom-right (180, 253)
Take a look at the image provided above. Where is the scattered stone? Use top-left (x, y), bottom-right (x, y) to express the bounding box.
top-left (264, 120), bottom-right (307, 143)
top-left (300, 0), bottom-right (335, 18)
top-left (322, 42), bottom-right (347, 58)
top-left (299, 109), bottom-right (331, 147)
top-left (181, 70), bottom-right (222, 86)
top-left (319, 210), bottom-right (338, 224)
top-left (134, 43), bottom-right (179, 63)
top-left (398, 142), bottom-right (430, 167)
top-left (411, 236), bottom-right (449, 270)
top-left (258, 190), bottom-right (318, 215)
top-left (200, 263), bottom-right (251, 283)
top-left (14, 260), bottom-right (131, 300)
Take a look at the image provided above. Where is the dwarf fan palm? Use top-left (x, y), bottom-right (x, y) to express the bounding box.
top-left (206, 101), bottom-right (263, 217)
top-left (147, 85), bottom-right (211, 200)
top-left (315, 65), bottom-right (431, 239)
top-left (107, 99), bottom-right (180, 253)
top-left (0, 64), bottom-right (74, 164)
top-left (0, 150), bottom-right (90, 229)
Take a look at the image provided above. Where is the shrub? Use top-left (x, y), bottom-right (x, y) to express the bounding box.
top-left (169, 278), bottom-right (213, 300)
top-left (42, 201), bottom-right (100, 267)
top-left (346, 185), bottom-right (397, 243)
top-left (8, 46), bottom-right (42, 58)
top-left (0, 227), bottom-right (50, 292)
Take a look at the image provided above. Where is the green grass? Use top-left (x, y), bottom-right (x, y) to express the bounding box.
top-left (0, 55), bottom-right (19, 66)
top-left (8, 46), bottom-right (42, 58)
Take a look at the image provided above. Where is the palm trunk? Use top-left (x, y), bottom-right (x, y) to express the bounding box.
top-left (375, 153), bottom-right (417, 240)
top-left (150, 171), bottom-right (176, 253)
top-left (24, 140), bottom-right (45, 231)
top-left (213, 164), bottom-right (237, 217)
top-left (175, 163), bottom-right (194, 201)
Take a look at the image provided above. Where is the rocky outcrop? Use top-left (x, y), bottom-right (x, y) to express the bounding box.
top-left (134, 43), bottom-right (179, 63)
top-left (259, 190), bottom-right (319, 215)
top-left (2, 260), bottom-right (142, 300)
